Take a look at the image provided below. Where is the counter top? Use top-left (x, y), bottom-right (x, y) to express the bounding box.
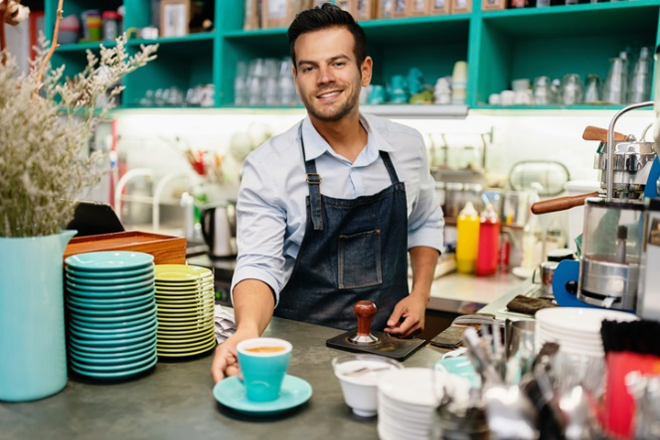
top-left (0, 317), bottom-right (444, 439)
top-left (186, 254), bottom-right (525, 316)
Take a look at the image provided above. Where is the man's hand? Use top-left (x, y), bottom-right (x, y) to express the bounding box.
top-left (383, 294), bottom-right (427, 338)
top-left (211, 331), bottom-right (257, 383)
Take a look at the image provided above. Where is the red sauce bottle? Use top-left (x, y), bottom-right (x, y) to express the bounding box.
top-left (476, 204), bottom-right (501, 277)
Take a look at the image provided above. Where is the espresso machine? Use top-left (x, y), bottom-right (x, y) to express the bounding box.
top-left (534, 101), bottom-right (658, 312)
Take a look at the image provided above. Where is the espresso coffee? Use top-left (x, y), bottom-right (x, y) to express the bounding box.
top-left (246, 346), bottom-right (286, 354)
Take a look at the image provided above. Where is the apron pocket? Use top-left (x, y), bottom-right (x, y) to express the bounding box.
top-left (338, 229), bottom-right (382, 289)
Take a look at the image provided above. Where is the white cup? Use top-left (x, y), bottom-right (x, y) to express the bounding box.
top-left (331, 354), bottom-right (403, 417)
top-left (500, 90), bottom-right (515, 106)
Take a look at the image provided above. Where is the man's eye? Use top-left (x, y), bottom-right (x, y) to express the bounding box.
top-left (334, 62), bottom-right (345, 67)
top-left (302, 67), bottom-right (314, 73)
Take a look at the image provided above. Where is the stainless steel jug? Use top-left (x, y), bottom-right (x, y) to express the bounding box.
top-left (201, 201), bottom-right (237, 258)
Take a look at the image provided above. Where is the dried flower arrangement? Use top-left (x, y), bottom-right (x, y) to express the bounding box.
top-left (0, 0), bottom-right (158, 237)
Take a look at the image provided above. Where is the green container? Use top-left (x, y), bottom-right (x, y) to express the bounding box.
top-left (0, 230), bottom-right (76, 402)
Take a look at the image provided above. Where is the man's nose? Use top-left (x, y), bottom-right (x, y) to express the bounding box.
top-left (317, 65), bottom-right (334, 84)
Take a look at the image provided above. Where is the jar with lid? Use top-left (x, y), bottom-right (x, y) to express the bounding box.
top-left (102, 11), bottom-right (121, 41)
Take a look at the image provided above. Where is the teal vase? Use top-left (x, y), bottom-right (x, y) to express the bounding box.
top-left (0, 230), bottom-right (76, 402)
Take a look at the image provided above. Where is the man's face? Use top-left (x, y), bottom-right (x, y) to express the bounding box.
top-left (292, 27), bottom-right (372, 123)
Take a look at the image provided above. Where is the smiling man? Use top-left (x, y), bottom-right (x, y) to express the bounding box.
top-left (211, 3), bottom-right (444, 383)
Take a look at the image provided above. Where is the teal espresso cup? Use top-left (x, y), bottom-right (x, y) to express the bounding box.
top-left (237, 338), bottom-right (293, 402)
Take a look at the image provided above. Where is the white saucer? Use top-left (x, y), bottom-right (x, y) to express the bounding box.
top-left (213, 374), bottom-right (312, 416)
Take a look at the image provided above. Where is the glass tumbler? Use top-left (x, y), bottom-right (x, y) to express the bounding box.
top-left (532, 76), bottom-right (552, 105)
top-left (603, 56), bottom-right (628, 104)
top-left (560, 73), bottom-right (584, 105)
top-left (584, 74), bottom-right (601, 104)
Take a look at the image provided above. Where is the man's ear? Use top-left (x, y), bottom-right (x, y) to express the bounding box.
top-left (361, 56), bottom-right (373, 88)
top-left (292, 63), bottom-right (300, 96)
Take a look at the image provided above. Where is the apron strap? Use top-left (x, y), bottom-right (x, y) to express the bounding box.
top-left (300, 124), bottom-right (324, 231)
top-left (380, 150), bottom-right (400, 184)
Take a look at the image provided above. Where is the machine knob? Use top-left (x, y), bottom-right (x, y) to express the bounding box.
top-left (566, 280), bottom-right (578, 294)
top-left (349, 300), bottom-right (379, 345)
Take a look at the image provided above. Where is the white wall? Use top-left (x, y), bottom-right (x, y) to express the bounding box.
top-left (113, 107), bottom-right (656, 189)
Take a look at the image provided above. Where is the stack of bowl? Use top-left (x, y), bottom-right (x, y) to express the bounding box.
top-left (64, 251), bottom-right (157, 380)
top-left (154, 264), bottom-right (216, 358)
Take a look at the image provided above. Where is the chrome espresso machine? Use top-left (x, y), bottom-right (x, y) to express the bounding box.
top-left (533, 100), bottom-right (659, 313)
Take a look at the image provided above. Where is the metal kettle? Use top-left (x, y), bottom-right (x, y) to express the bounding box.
top-left (201, 201), bottom-right (237, 258)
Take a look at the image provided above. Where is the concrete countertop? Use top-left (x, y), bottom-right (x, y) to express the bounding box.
top-left (187, 253), bottom-right (525, 316)
top-left (0, 317), bottom-right (444, 439)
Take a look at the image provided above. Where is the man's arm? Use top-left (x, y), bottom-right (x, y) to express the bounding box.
top-left (384, 246), bottom-right (439, 337)
top-left (210, 279), bottom-right (275, 383)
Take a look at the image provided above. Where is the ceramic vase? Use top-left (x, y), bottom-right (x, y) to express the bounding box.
top-left (0, 230), bottom-right (76, 402)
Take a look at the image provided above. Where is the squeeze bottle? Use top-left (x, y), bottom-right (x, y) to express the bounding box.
top-left (456, 202), bottom-right (480, 273)
top-left (476, 204), bottom-right (501, 277)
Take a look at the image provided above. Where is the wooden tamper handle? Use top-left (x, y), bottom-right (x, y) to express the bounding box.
top-left (531, 192), bottom-right (600, 215)
top-left (349, 300), bottom-right (379, 344)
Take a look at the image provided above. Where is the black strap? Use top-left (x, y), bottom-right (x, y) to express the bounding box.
top-left (299, 122), bottom-right (400, 231)
top-left (300, 124), bottom-right (324, 231)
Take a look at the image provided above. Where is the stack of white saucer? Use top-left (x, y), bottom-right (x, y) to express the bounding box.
top-left (535, 307), bottom-right (639, 357)
top-left (376, 368), bottom-right (438, 440)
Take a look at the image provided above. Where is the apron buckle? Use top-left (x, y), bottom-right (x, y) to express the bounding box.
top-left (306, 173), bottom-right (322, 184)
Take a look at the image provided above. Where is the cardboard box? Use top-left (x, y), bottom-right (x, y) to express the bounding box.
top-left (407, 0), bottom-right (429, 15)
top-left (428, 0), bottom-right (452, 15)
top-left (452, 0), bottom-right (472, 13)
top-left (160, 0), bottom-right (190, 37)
top-left (261, 0), bottom-right (291, 29)
top-left (353, 0), bottom-right (377, 20)
top-left (482, 0), bottom-right (506, 10)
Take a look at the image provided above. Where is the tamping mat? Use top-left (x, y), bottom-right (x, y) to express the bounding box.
top-left (326, 330), bottom-right (427, 361)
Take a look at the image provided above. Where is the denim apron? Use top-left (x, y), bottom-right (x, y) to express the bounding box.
top-left (275, 124), bottom-right (409, 331)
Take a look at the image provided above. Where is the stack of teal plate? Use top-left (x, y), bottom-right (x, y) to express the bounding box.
top-left (154, 264), bottom-right (216, 358)
top-left (64, 251), bottom-right (157, 380)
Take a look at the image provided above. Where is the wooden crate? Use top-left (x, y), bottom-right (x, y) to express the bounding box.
top-left (64, 231), bottom-right (187, 266)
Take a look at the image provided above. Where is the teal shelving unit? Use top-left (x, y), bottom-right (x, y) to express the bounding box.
top-left (44, 0), bottom-right (660, 112)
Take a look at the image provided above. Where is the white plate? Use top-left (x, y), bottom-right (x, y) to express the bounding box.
top-left (535, 307), bottom-right (638, 334)
top-left (377, 368), bottom-right (438, 408)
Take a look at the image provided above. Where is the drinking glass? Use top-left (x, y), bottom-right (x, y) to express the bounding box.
top-left (603, 56), bottom-right (628, 104)
top-left (560, 74), bottom-right (584, 105)
top-left (629, 47), bottom-right (651, 103)
top-left (584, 74), bottom-right (601, 104)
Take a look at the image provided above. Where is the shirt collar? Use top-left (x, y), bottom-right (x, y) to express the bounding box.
top-left (300, 114), bottom-right (395, 164)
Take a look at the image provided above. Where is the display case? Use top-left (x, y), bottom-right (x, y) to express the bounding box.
top-left (44, 0), bottom-right (660, 113)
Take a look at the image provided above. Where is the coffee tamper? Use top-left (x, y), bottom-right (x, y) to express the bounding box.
top-left (348, 300), bottom-right (379, 345)
top-left (325, 300), bottom-right (427, 361)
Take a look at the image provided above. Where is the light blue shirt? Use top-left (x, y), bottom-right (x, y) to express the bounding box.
top-left (231, 113), bottom-right (444, 304)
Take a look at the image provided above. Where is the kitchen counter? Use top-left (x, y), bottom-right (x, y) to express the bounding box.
top-left (0, 316), bottom-right (444, 440)
top-left (187, 253), bottom-right (525, 316)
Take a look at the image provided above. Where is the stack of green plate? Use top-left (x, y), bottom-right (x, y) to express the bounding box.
top-left (64, 251), bottom-right (157, 380)
top-left (154, 264), bottom-right (216, 358)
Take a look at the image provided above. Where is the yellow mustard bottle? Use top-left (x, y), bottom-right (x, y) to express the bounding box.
top-left (456, 201), bottom-right (480, 274)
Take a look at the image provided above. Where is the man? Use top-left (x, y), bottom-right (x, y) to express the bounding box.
top-left (211, 3), bottom-right (443, 383)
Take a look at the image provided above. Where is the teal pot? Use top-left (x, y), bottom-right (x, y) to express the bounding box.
top-left (0, 230), bottom-right (76, 402)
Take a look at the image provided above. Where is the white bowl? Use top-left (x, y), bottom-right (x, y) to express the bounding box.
top-left (331, 354), bottom-right (403, 417)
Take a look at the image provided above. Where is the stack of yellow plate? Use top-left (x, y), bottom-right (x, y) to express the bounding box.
top-left (154, 264), bottom-right (216, 358)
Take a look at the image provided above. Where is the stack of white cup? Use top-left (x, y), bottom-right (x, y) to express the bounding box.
top-left (451, 61), bottom-right (468, 105)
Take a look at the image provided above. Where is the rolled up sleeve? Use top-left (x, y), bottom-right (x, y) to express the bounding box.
top-left (230, 154), bottom-right (287, 306)
top-left (407, 136), bottom-right (444, 253)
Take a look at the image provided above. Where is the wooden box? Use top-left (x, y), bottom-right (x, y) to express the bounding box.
top-left (482, 0), bottom-right (506, 10)
top-left (160, 0), bottom-right (191, 37)
top-left (428, 0), bottom-right (452, 15)
top-left (353, 0), bottom-right (377, 20)
top-left (377, 0), bottom-right (408, 18)
top-left (452, 0), bottom-right (472, 13)
top-left (261, 0), bottom-right (291, 29)
top-left (407, 0), bottom-right (429, 15)
top-left (64, 231), bottom-right (187, 266)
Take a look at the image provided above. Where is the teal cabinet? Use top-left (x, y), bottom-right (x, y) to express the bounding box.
top-left (44, 0), bottom-right (660, 111)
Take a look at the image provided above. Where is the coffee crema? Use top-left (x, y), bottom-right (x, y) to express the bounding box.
top-left (246, 346), bottom-right (286, 353)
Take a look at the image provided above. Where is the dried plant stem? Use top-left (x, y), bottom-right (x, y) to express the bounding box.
top-left (35, 0), bottom-right (63, 89)
top-left (0, 1), bottom-right (8, 64)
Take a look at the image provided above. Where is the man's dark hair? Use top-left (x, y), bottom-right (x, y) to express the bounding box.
top-left (287, 3), bottom-right (367, 69)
